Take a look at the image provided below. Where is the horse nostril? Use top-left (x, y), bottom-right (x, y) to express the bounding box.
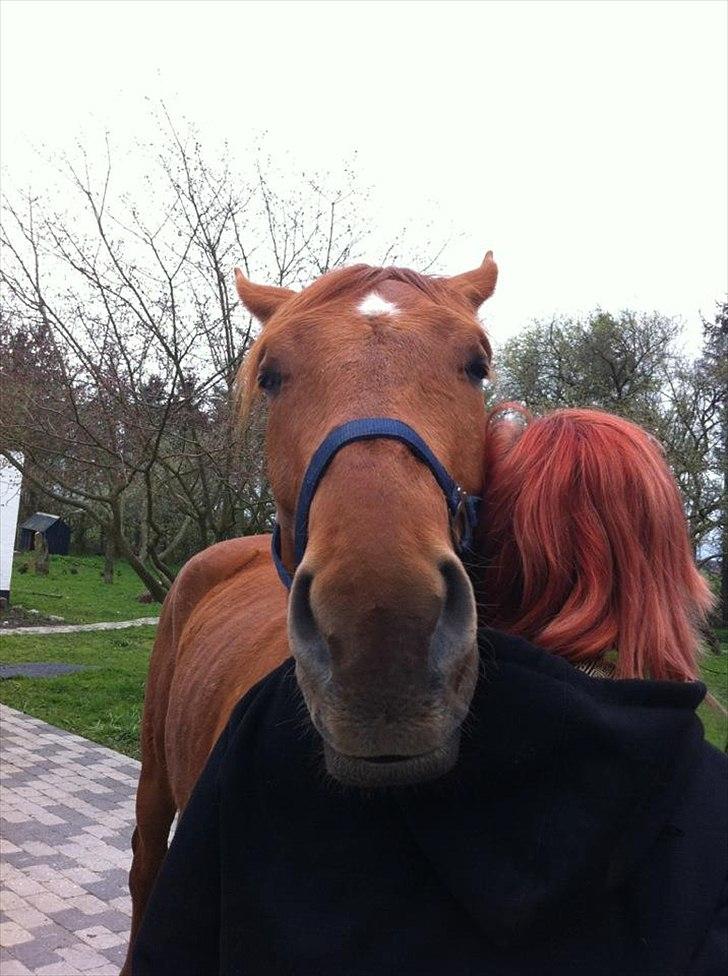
top-left (289, 569), bottom-right (331, 677)
top-left (439, 557), bottom-right (474, 626)
top-left (428, 557), bottom-right (477, 672)
top-left (290, 570), bottom-right (319, 640)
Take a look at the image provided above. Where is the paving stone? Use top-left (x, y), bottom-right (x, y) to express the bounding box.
top-left (22, 923), bottom-right (76, 952)
top-left (0, 889), bottom-right (27, 912)
top-left (83, 908), bottom-right (133, 933)
top-left (0, 948), bottom-right (34, 975)
top-left (50, 908), bottom-right (99, 934)
top-left (25, 863), bottom-right (71, 883)
top-left (3, 904), bottom-right (51, 929)
top-left (80, 824), bottom-right (116, 839)
top-left (40, 876), bottom-right (86, 899)
top-left (58, 943), bottom-right (114, 971)
top-left (21, 842), bottom-right (56, 857)
top-left (103, 832), bottom-right (135, 853)
top-left (83, 876), bottom-right (128, 902)
top-left (4, 875), bottom-right (46, 898)
top-left (8, 822), bottom-right (61, 844)
top-left (32, 809), bottom-right (65, 827)
top-left (4, 937), bottom-right (62, 971)
top-left (102, 941), bottom-right (129, 966)
top-left (74, 924), bottom-right (126, 950)
top-left (34, 961), bottom-right (85, 976)
top-left (3, 808), bottom-right (30, 823)
top-left (0, 919), bottom-right (33, 946)
top-left (108, 895), bottom-right (132, 916)
top-left (24, 891), bottom-right (69, 915)
top-left (66, 894), bottom-right (108, 916)
top-left (60, 867), bottom-right (103, 886)
top-left (4, 852), bottom-right (44, 870)
top-left (1, 957), bottom-right (34, 975)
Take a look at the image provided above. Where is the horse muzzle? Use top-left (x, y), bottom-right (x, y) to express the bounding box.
top-left (322, 733), bottom-right (461, 787)
top-left (289, 556), bottom-right (478, 788)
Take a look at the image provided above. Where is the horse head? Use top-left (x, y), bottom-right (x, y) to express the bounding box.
top-left (236, 254), bottom-right (497, 786)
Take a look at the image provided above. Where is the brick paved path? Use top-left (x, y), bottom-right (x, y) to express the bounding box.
top-left (0, 704), bottom-right (140, 975)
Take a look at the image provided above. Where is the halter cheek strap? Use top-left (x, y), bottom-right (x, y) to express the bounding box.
top-left (271, 418), bottom-right (480, 590)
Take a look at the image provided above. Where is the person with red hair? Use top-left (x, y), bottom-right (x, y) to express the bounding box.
top-left (477, 405), bottom-right (715, 682)
top-left (133, 407), bottom-right (727, 976)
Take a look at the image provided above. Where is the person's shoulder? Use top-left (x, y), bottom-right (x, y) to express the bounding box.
top-left (696, 738), bottom-right (728, 786)
top-left (690, 740), bottom-right (728, 842)
top-left (673, 738), bottom-right (728, 840)
top-left (213, 656), bottom-right (316, 793)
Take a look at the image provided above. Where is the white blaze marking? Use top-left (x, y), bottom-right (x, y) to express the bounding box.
top-left (357, 292), bottom-right (399, 317)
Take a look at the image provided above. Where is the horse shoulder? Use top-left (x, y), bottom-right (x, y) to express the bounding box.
top-left (161, 536), bottom-right (289, 806)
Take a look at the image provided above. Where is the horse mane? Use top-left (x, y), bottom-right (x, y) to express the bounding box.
top-left (479, 406), bottom-right (714, 681)
top-left (291, 263), bottom-right (454, 310)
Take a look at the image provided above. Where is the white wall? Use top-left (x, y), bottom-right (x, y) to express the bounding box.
top-left (0, 455), bottom-right (24, 597)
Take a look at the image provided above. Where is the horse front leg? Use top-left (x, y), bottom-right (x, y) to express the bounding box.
top-left (120, 764), bottom-right (177, 976)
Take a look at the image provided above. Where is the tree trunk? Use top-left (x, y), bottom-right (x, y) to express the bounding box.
top-left (33, 532), bottom-right (49, 575)
top-left (138, 512), bottom-right (149, 566)
top-left (159, 515), bottom-right (193, 565)
top-left (103, 534), bottom-right (115, 584)
top-left (114, 531), bottom-right (169, 604)
top-left (73, 512), bottom-right (89, 555)
top-left (217, 489), bottom-right (236, 541)
top-left (148, 548), bottom-right (176, 587)
top-left (197, 518), bottom-right (208, 552)
top-left (700, 622), bottom-right (721, 656)
top-left (721, 540), bottom-right (728, 628)
top-left (721, 412), bottom-right (728, 627)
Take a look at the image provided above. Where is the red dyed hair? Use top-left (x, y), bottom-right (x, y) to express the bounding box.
top-left (478, 406), bottom-right (714, 681)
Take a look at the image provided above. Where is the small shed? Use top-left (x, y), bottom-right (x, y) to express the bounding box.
top-left (18, 513), bottom-right (71, 556)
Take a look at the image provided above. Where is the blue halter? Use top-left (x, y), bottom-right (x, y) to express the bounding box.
top-left (271, 417), bottom-right (480, 589)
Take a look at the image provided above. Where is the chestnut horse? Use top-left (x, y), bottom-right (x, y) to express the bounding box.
top-left (123, 253), bottom-right (498, 968)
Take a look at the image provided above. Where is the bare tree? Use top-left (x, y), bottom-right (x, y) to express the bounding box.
top-left (1, 114), bottom-right (423, 598)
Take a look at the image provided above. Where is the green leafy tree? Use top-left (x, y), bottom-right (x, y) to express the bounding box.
top-left (493, 308), bottom-right (725, 574)
top-left (698, 301), bottom-right (728, 623)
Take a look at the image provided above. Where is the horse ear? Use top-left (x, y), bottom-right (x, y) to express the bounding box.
top-left (448, 251), bottom-right (498, 309)
top-left (234, 268), bottom-right (295, 324)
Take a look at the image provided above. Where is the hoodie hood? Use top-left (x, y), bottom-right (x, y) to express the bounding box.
top-left (392, 629), bottom-right (707, 944)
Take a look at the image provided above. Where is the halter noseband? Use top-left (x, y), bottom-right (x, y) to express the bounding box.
top-left (271, 418), bottom-right (480, 589)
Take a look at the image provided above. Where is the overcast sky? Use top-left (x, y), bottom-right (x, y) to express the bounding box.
top-left (1, 0), bottom-right (726, 348)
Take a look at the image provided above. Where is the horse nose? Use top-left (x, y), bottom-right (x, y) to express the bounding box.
top-left (288, 557), bottom-right (476, 684)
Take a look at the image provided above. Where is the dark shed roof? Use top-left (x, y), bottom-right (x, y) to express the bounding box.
top-left (19, 512), bottom-right (62, 532)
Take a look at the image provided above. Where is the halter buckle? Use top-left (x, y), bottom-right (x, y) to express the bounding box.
top-left (450, 485), bottom-right (476, 554)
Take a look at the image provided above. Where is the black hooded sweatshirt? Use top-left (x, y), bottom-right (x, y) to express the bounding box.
top-left (133, 629), bottom-right (728, 976)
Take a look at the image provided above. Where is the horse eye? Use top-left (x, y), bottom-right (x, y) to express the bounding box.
top-left (258, 368), bottom-right (282, 395)
top-left (465, 358), bottom-right (488, 384)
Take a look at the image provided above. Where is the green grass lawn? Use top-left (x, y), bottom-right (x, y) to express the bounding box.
top-left (0, 627), bottom-right (155, 757)
top-left (7, 553), bottom-right (162, 624)
top-left (698, 627), bottom-right (728, 751)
